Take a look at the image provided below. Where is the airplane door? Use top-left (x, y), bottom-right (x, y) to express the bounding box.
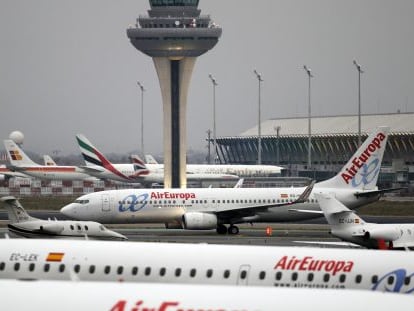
top-left (237, 265), bottom-right (251, 285)
top-left (101, 193), bottom-right (111, 212)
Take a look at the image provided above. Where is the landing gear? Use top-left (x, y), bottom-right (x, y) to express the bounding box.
top-left (228, 225), bottom-right (239, 235)
top-left (216, 224), bottom-right (227, 235)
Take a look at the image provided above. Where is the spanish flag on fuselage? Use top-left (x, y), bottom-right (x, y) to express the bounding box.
top-left (46, 252), bottom-right (64, 262)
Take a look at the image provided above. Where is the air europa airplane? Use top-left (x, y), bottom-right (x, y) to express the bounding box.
top-left (1, 280), bottom-right (414, 311)
top-left (62, 127), bottom-right (392, 234)
top-left (1, 239), bottom-right (414, 294)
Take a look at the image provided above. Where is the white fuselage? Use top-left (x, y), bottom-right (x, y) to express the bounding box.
top-left (1, 239), bottom-right (414, 294)
top-left (1, 280), bottom-right (413, 311)
top-left (61, 186), bottom-right (376, 224)
top-left (12, 166), bottom-right (93, 181)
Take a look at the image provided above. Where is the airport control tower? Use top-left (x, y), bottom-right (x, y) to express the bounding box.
top-left (127, 0), bottom-right (222, 188)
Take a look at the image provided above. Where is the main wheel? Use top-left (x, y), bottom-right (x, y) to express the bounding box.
top-left (228, 225), bottom-right (239, 235)
top-left (216, 224), bottom-right (227, 235)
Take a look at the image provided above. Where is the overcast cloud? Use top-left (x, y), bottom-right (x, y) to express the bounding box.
top-left (1, 0), bottom-right (413, 157)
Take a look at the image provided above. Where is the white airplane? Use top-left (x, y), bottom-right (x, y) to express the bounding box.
top-left (62, 127), bottom-right (392, 234)
top-left (0, 165), bottom-right (30, 180)
top-left (1, 239), bottom-right (414, 294)
top-left (315, 193), bottom-right (414, 250)
top-left (3, 140), bottom-right (95, 181)
top-left (0, 196), bottom-right (127, 240)
top-left (1, 280), bottom-right (413, 311)
top-left (76, 134), bottom-right (239, 185)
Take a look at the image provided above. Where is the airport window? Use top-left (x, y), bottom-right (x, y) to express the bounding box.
top-left (355, 274), bottom-right (362, 284)
top-left (259, 271), bottom-right (266, 280)
top-left (404, 277), bottom-right (411, 285)
top-left (339, 274), bottom-right (346, 283)
top-left (131, 267), bottom-right (138, 276)
top-left (323, 274), bottom-right (330, 282)
top-left (240, 270), bottom-right (247, 279)
top-left (275, 272), bottom-right (282, 281)
top-left (14, 262), bottom-right (20, 271)
top-left (104, 266), bottom-right (111, 274)
top-left (59, 264), bottom-right (65, 273)
top-left (371, 275), bottom-right (378, 284)
top-left (159, 267), bottom-right (166, 276)
top-left (0, 262), bottom-right (5, 271)
top-left (291, 272), bottom-right (298, 281)
top-left (117, 266), bottom-right (124, 275)
top-left (223, 270), bottom-right (230, 279)
top-left (175, 268), bottom-right (182, 277)
top-left (29, 263), bottom-right (35, 272)
top-left (388, 276), bottom-right (395, 285)
top-left (74, 264), bottom-right (81, 273)
top-left (307, 273), bottom-right (314, 282)
top-left (190, 268), bottom-right (196, 277)
top-left (206, 269), bottom-right (213, 278)
top-left (89, 265), bottom-right (96, 274)
top-left (44, 264), bottom-right (50, 272)
top-left (145, 267), bottom-right (151, 276)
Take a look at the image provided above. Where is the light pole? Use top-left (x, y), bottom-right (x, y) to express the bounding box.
top-left (303, 65), bottom-right (313, 170)
top-left (208, 73), bottom-right (218, 164)
top-left (137, 81), bottom-right (145, 158)
top-left (353, 60), bottom-right (364, 147)
top-left (254, 69), bottom-right (263, 165)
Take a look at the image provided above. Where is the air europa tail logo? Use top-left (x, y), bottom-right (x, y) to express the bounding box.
top-left (274, 255), bottom-right (354, 275)
top-left (341, 132), bottom-right (386, 185)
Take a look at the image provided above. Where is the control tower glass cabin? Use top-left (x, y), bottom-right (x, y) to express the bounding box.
top-left (127, 0), bottom-right (222, 188)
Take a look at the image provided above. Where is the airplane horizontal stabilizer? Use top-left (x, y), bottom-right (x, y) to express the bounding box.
top-left (354, 187), bottom-right (406, 198)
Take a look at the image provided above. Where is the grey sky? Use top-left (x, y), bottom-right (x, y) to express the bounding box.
top-left (1, 0), bottom-right (413, 157)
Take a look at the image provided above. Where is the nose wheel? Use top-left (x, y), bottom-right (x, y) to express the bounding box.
top-left (216, 224), bottom-right (240, 235)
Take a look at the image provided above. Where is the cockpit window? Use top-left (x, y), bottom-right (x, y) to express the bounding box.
top-left (75, 199), bottom-right (89, 204)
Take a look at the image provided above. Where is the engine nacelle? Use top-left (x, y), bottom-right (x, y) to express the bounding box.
top-left (39, 223), bottom-right (64, 234)
top-left (364, 227), bottom-right (401, 241)
top-left (182, 212), bottom-right (217, 230)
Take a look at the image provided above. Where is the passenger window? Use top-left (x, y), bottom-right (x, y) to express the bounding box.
top-left (70, 225), bottom-right (74, 230)
top-left (175, 268), bottom-right (182, 277)
top-left (206, 269), bottom-right (213, 278)
top-left (59, 264), bottom-right (65, 273)
top-left (223, 270), bottom-right (230, 279)
top-left (339, 274), bottom-right (346, 283)
top-left (388, 276), bottom-right (394, 285)
top-left (404, 277), bottom-right (411, 285)
top-left (275, 272), bottom-right (282, 281)
top-left (259, 271), bottom-right (266, 280)
top-left (131, 267), bottom-right (138, 275)
top-left (89, 265), bottom-right (96, 274)
top-left (117, 266), bottom-right (123, 275)
top-left (145, 267), bottom-right (151, 276)
top-left (190, 268), bottom-right (196, 277)
top-left (323, 274), bottom-right (330, 282)
top-left (355, 274), bottom-right (362, 284)
top-left (0, 262), bottom-right (5, 271)
top-left (291, 272), bottom-right (298, 281)
top-left (240, 270), bottom-right (247, 279)
top-left (29, 263), bottom-right (35, 272)
top-left (44, 264), bottom-right (50, 272)
top-left (14, 263), bottom-right (20, 271)
top-left (85, 226), bottom-right (89, 231)
top-left (371, 275), bottom-right (378, 284)
top-left (159, 267), bottom-right (166, 276)
top-left (307, 273), bottom-right (314, 282)
top-left (77, 225), bottom-right (81, 230)
top-left (74, 264), bottom-right (81, 273)
top-left (104, 266), bottom-right (111, 274)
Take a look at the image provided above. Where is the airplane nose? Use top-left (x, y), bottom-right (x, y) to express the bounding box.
top-left (60, 204), bottom-right (77, 218)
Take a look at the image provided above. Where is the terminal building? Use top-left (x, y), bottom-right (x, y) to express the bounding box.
top-left (215, 112), bottom-right (414, 190)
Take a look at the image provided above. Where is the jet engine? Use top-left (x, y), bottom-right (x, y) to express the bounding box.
top-left (363, 227), bottom-right (401, 241)
top-left (182, 212), bottom-right (217, 230)
top-left (38, 224), bottom-right (65, 234)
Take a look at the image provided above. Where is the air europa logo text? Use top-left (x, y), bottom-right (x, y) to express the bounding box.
top-left (341, 132), bottom-right (386, 184)
top-left (274, 256), bottom-right (354, 275)
top-left (151, 192), bottom-right (196, 200)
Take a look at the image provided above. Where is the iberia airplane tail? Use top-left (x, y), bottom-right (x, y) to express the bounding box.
top-left (3, 140), bottom-right (39, 167)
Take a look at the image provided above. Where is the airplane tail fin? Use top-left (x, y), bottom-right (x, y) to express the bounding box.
top-left (3, 140), bottom-right (39, 167)
top-left (0, 196), bottom-right (37, 223)
top-left (315, 193), bottom-right (365, 227)
top-left (316, 126), bottom-right (390, 190)
top-left (43, 155), bottom-right (57, 166)
top-left (145, 154), bottom-right (159, 164)
top-left (76, 134), bottom-right (112, 168)
top-left (130, 155), bottom-right (150, 177)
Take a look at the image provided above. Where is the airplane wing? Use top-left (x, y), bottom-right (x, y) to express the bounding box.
top-left (79, 166), bottom-right (105, 174)
top-left (216, 181), bottom-right (315, 222)
top-left (354, 187), bottom-right (406, 198)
